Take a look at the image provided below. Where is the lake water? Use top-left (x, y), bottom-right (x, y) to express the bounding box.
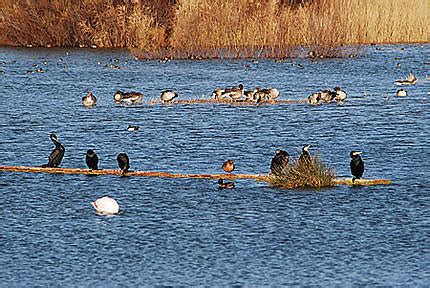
top-left (0, 45), bottom-right (429, 286)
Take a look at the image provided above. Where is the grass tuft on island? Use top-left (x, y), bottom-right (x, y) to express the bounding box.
top-left (267, 156), bottom-right (335, 189)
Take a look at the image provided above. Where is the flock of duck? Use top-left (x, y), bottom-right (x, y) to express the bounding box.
top-left (82, 89), bottom-right (179, 107)
top-left (81, 71), bottom-right (418, 108)
top-left (40, 133), bottom-right (365, 214)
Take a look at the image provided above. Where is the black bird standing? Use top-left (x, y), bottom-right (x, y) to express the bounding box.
top-left (86, 149), bottom-right (99, 170)
top-left (298, 144), bottom-right (311, 163)
top-left (350, 151), bottom-right (365, 182)
top-left (270, 149), bottom-right (289, 176)
top-left (42, 133), bottom-right (65, 168)
top-left (117, 153), bottom-right (130, 174)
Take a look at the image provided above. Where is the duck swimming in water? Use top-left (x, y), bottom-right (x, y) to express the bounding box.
top-left (82, 92), bottom-right (97, 107)
top-left (117, 153), bottom-right (130, 175)
top-left (394, 73), bottom-right (417, 85)
top-left (42, 133), bottom-right (65, 168)
top-left (396, 89), bottom-right (408, 97)
top-left (298, 144), bottom-right (311, 163)
top-left (160, 90), bottom-right (178, 103)
top-left (334, 86), bottom-right (348, 102)
top-left (91, 196), bottom-right (119, 215)
top-left (218, 178), bottom-right (235, 189)
top-left (270, 149), bottom-right (289, 176)
top-left (222, 160), bottom-right (235, 173)
top-left (350, 151), bottom-right (365, 183)
top-left (114, 90), bottom-right (143, 104)
top-left (127, 125), bottom-right (140, 131)
top-left (86, 149), bottom-right (99, 170)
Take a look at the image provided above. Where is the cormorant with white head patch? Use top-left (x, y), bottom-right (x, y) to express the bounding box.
top-left (299, 144), bottom-right (311, 163)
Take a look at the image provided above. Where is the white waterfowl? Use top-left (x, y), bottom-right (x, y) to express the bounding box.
top-left (264, 88), bottom-right (280, 100)
top-left (396, 89), bottom-right (408, 97)
top-left (82, 92), bottom-right (97, 107)
top-left (334, 86), bottom-right (348, 102)
top-left (91, 196), bottom-right (119, 215)
top-left (160, 90), bottom-right (178, 103)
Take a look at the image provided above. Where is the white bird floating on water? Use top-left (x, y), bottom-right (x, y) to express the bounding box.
top-left (91, 196), bottom-right (119, 215)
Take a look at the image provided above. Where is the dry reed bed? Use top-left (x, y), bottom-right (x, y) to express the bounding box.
top-left (1, 0), bottom-right (428, 58)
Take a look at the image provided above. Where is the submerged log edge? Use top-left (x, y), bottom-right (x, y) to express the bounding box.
top-left (0, 165), bottom-right (392, 186)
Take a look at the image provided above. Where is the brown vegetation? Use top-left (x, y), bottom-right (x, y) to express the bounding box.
top-left (0, 0), bottom-right (428, 58)
top-left (267, 156), bottom-right (335, 189)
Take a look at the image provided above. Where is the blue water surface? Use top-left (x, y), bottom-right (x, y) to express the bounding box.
top-left (0, 44), bottom-right (429, 286)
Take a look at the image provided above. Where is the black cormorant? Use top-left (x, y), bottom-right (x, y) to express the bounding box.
top-left (42, 133), bottom-right (65, 168)
top-left (86, 149), bottom-right (99, 170)
top-left (218, 178), bottom-right (235, 189)
top-left (117, 153), bottom-right (130, 174)
top-left (270, 149), bottom-right (289, 176)
top-left (350, 151), bottom-right (365, 182)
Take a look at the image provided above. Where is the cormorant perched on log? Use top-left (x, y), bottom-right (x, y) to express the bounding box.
top-left (42, 133), bottom-right (65, 168)
top-left (298, 144), bottom-right (311, 163)
top-left (86, 149), bottom-right (99, 170)
top-left (270, 149), bottom-right (289, 176)
top-left (350, 151), bottom-right (365, 183)
top-left (116, 153), bottom-right (130, 175)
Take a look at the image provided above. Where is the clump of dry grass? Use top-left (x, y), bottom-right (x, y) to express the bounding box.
top-left (267, 156), bottom-right (335, 189)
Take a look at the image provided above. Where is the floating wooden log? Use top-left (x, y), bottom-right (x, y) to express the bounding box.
top-left (333, 178), bottom-right (392, 186)
top-left (147, 99), bottom-right (307, 106)
top-left (0, 165), bottom-right (392, 186)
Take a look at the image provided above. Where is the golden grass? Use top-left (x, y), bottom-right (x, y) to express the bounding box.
top-left (0, 0), bottom-right (428, 57)
top-left (0, 0), bottom-right (160, 48)
top-left (267, 156), bottom-right (335, 189)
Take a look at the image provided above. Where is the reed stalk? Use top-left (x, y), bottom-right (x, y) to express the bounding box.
top-left (1, 0), bottom-right (428, 57)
